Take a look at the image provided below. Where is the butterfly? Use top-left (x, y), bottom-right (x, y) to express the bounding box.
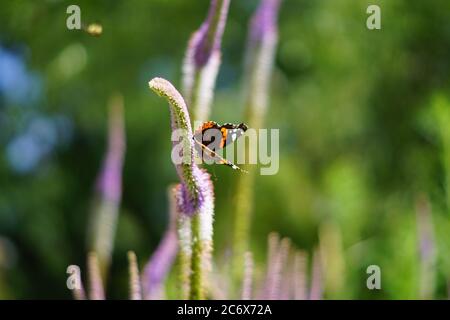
top-left (193, 121), bottom-right (248, 172)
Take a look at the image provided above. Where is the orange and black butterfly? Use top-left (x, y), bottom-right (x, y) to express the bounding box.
top-left (193, 121), bottom-right (248, 171)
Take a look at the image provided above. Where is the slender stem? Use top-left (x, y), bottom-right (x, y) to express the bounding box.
top-left (178, 214), bottom-right (192, 299)
top-left (232, 166), bottom-right (254, 280)
top-left (189, 214), bottom-right (204, 299)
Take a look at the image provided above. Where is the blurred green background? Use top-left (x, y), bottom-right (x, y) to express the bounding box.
top-left (0, 0), bottom-right (449, 299)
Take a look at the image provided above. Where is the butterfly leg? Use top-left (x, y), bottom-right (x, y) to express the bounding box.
top-left (193, 139), bottom-right (248, 173)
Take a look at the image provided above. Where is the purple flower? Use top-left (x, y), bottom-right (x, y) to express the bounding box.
top-left (89, 95), bottom-right (126, 279)
top-left (143, 230), bottom-right (177, 299)
top-left (143, 187), bottom-right (178, 299)
top-left (149, 77), bottom-right (215, 299)
top-left (96, 95), bottom-right (126, 204)
top-left (243, 0), bottom-right (282, 126)
top-left (189, 0), bottom-right (230, 68)
top-left (250, 0), bottom-right (282, 46)
top-left (175, 165), bottom-right (214, 217)
top-left (149, 77), bottom-right (212, 215)
top-left (182, 0), bottom-right (231, 122)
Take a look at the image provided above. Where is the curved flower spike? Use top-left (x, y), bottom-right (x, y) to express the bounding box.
top-left (148, 76), bottom-right (214, 219)
top-left (149, 77), bottom-right (215, 299)
top-left (149, 77), bottom-right (205, 215)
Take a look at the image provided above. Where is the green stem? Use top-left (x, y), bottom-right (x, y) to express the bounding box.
top-left (177, 215), bottom-right (192, 299)
top-left (232, 166), bottom-right (254, 280)
top-left (189, 214), bottom-right (204, 299)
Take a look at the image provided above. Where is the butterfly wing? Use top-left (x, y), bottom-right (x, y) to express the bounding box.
top-left (193, 121), bottom-right (248, 172)
top-left (219, 123), bottom-right (248, 148)
top-left (194, 121), bottom-right (222, 157)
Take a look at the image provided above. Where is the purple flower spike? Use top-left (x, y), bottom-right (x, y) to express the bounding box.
top-left (143, 224), bottom-right (178, 299)
top-left (183, 0), bottom-right (231, 122)
top-left (96, 95), bottom-right (126, 204)
top-left (191, 0), bottom-right (230, 68)
top-left (250, 0), bottom-right (282, 46)
top-left (143, 187), bottom-right (178, 299)
top-left (149, 77), bottom-right (212, 215)
top-left (241, 0), bottom-right (282, 129)
top-left (149, 77), bottom-right (215, 299)
top-left (89, 95), bottom-right (126, 280)
top-left (176, 165), bottom-right (215, 217)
